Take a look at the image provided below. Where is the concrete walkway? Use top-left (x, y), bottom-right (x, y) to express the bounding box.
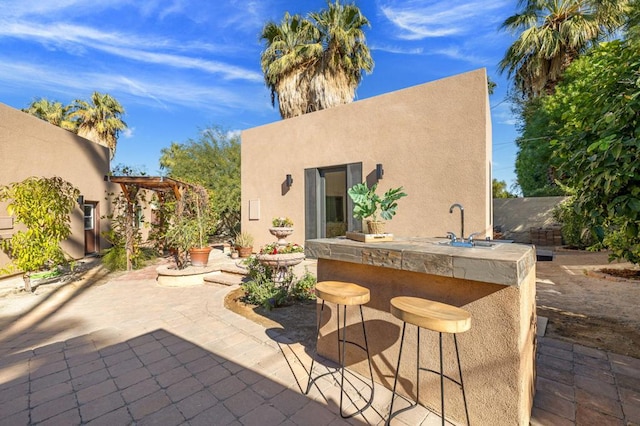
top-left (0, 254), bottom-right (638, 425)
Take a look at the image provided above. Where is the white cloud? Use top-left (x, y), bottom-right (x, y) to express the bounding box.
top-left (0, 20), bottom-right (261, 82)
top-left (0, 59), bottom-right (265, 113)
top-left (379, 0), bottom-right (510, 40)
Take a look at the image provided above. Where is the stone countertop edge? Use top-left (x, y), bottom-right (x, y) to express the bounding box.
top-left (305, 236), bottom-right (536, 287)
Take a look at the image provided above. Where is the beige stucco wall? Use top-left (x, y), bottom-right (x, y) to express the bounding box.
top-left (0, 102), bottom-right (115, 270)
top-left (241, 69), bottom-right (492, 250)
top-left (494, 196), bottom-right (567, 243)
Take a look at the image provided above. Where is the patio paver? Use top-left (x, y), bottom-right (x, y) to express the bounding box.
top-left (0, 253), bottom-right (638, 425)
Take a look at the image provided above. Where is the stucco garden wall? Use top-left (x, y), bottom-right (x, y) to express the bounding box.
top-left (0, 102), bottom-right (115, 270)
top-left (493, 196), bottom-right (567, 243)
top-left (241, 69), bottom-right (492, 250)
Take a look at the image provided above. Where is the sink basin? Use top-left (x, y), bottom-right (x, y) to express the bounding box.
top-left (437, 240), bottom-right (498, 249)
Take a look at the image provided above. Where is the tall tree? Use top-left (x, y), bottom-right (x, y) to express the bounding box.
top-left (70, 92), bottom-right (127, 159)
top-left (159, 126), bottom-right (241, 236)
top-left (260, 12), bottom-right (321, 118)
top-left (306, 0), bottom-right (374, 111)
top-left (499, 0), bottom-right (630, 98)
top-left (23, 98), bottom-right (76, 131)
top-left (260, 0), bottom-right (373, 119)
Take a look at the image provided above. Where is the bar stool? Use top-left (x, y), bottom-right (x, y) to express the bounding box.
top-left (387, 296), bottom-right (471, 426)
top-left (306, 281), bottom-right (375, 418)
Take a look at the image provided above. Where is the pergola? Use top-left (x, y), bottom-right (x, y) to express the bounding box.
top-left (105, 175), bottom-right (195, 202)
top-left (104, 175), bottom-right (197, 270)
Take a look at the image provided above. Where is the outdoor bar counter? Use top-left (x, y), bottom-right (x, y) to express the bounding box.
top-left (305, 236), bottom-right (537, 426)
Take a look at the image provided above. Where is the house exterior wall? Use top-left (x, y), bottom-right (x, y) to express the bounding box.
top-left (0, 102), bottom-right (115, 270)
top-left (241, 69), bottom-right (492, 250)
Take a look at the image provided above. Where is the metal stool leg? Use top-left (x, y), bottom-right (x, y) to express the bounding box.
top-left (387, 322), bottom-right (406, 425)
top-left (388, 327), bottom-right (470, 426)
top-left (439, 332), bottom-right (470, 426)
top-left (305, 300), bottom-right (326, 394)
top-left (307, 301), bottom-right (375, 419)
top-left (439, 332), bottom-right (445, 426)
top-left (454, 334), bottom-right (470, 426)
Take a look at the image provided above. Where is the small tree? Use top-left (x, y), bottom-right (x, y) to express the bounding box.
top-left (0, 176), bottom-right (79, 291)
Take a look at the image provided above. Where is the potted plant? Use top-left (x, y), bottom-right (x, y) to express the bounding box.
top-left (234, 231), bottom-right (254, 258)
top-left (269, 216), bottom-right (294, 245)
top-left (347, 182), bottom-right (407, 234)
top-left (165, 185), bottom-right (212, 268)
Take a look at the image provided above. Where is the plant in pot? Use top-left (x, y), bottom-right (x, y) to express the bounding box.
top-left (234, 231), bottom-right (254, 258)
top-left (269, 216), bottom-right (294, 245)
top-left (165, 185), bottom-right (213, 268)
top-left (347, 182), bottom-right (407, 234)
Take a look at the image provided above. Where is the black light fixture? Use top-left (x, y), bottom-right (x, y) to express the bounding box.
top-left (286, 174), bottom-right (293, 187)
top-left (376, 163), bottom-right (384, 180)
top-left (77, 195), bottom-right (84, 206)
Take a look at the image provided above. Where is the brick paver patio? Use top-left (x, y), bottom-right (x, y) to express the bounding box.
top-left (0, 253), bottom-right (638, 425)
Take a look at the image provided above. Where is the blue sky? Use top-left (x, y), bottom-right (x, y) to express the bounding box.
top-left (0, 0), bottom-right (521, 191)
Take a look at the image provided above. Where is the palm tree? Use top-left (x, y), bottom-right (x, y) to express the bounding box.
top-left (23, 98), bottom-right (76, 131)
top-left (260, 12), bottom-right (321, 119)
top-left (499, 0), bottom-right (630, 98)
top-left (70, 92), bottom-right (127, 159)
top-left (307, 0), bottom-right (374, 112)
top-left (260, 0), bottom-right (374, 119)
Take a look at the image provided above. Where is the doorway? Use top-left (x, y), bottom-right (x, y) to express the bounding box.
top-left (83, 202), bottom-right (98, 254)
top-left (305, 162), bottom-right (362, 240)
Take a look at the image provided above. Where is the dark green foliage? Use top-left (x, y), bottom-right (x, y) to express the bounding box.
top-left (552, 197), bottom-right (593, 249)
top-left (545, 40), bottom-right (640, 263)
top-left (241, 256), bottom-right (316, 310)
top-left (101, 232), bottom-right (156, 271)
top-left (492, 179), bottom-right (517, 198)
top-left (513, 96), bottom-right (568, 196)
top-left (159, 126), bottom-right (240, 236)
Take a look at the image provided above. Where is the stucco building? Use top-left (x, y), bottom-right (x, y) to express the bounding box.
top-left (0, 102), bottom-right (115, 271)
top-left (241, 69), bottom-right (493, 249)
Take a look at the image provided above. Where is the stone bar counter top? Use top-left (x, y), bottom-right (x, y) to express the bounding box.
top-left (306, 236), bottom-right (537, 426)
top-left (305, 236), bottom-right (536, 287)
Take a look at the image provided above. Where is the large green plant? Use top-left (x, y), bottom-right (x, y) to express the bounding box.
top-left (0, 176), bottom-right (79, 291)
top-left (164, 184), bottom-right (212, 269)
top-left (545, 40), bottom-right (640, 264)
top-left (347, 183), bottom-right (407, 222)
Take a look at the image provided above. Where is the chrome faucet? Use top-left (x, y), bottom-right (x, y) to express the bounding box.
top-left (449, 203), bottom-right (464, 240)
top-left (468, 232), bottom-right (482, 243)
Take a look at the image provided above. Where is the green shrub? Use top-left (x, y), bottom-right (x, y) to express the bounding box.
top-left (552, 197), bottom-right (593, 249)
top-left (101, 229), bottom-right (157, 271)
top-left (241, 257), bottom-right (316, 310)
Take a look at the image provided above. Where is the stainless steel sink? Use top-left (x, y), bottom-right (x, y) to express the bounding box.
top-left (436, 240), bottom-right (498, 249)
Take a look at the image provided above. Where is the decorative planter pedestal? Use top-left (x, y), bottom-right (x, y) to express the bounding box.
top-left (269, 227), bottom-right (294, 246)
top-left (256, 252), bottom-right (305, 284)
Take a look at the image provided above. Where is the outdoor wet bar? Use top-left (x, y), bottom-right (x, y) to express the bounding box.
top-left (305, 236), bottom-right (537, 426)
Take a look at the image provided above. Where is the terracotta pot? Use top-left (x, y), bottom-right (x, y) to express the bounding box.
top-left (189, 246), bottom-right (212, 267)
top-left (236, 246), bottom-right (253, 258)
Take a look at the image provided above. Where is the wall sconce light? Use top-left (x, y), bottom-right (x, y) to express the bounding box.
top-left (376, 163), bottom-right (384, 180)
top-left (285, 174), bottom-right (293, 187)
top-left (77, 195), bottom-right (84, 206)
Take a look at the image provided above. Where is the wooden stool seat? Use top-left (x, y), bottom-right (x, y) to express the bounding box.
top-left (315, 281), bottom-right (370, 306)
top-left (387, 296), bottom-right (471, 425)
top-left (390, 296), bottom-right (471, 334)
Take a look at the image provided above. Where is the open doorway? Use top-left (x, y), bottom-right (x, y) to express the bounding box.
top-left (305, 162), bottom-right (362, 240)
